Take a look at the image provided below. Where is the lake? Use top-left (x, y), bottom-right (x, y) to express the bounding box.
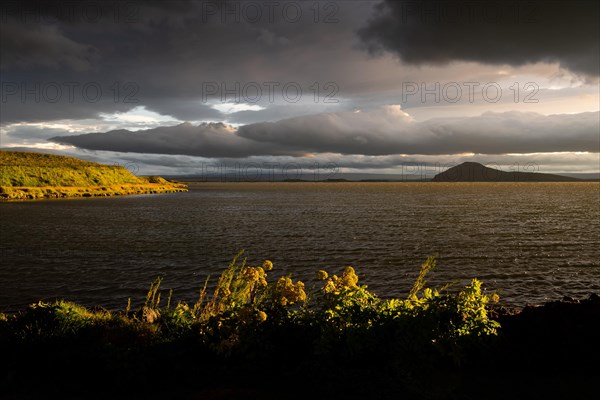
top-left (1, 182), bottom-right (599, 311)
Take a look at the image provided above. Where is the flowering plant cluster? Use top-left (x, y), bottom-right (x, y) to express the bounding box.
top-left (2, 252), bottom-right (500, 356)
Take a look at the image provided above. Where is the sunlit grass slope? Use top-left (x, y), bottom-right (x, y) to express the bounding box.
top-left (0, 150), bottom-right (187, 200)
top-left (0, 150), bottom-right (144, 186)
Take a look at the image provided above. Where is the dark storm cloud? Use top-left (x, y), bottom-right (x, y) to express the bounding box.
top-left (4, 0), bottom-right (596, 128)
top-left (49, 121), bottom-right (302, 158)
top-left (49, 110), bottom-right (600, 156)
top-left (359, 0), bottom-right (600, 77)
top-left (238, 109), bottom-right (600, 155)
top-left (0, 0), bottom-right (370, 124)
top-left (3, 0), bottom-right (598, 172)
top-left (0, 21), bottom-right (98, 71)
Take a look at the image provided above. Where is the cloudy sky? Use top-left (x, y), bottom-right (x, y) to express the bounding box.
top-left (1, 0), bottom-right (599, 177)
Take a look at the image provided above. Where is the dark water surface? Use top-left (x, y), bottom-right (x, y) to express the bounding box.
top-left (1, 182), bottom-right (599, 311)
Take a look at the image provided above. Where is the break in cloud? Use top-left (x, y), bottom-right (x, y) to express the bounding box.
top-left (49, 108), bottom-right (600, 157)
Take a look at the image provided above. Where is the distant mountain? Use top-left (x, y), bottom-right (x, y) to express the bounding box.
top-left (432, 162), bottom-right (581, 182)
top-left (559, 172), bottom-right (600, 180)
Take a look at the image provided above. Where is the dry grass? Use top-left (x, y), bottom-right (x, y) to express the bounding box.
top-left (0, 182), bottom-right (187, 201)
top-left (0, 150), bottom-right (187, 200)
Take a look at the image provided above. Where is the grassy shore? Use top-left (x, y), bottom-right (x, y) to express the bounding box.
top-left (0, 150), bottom-right (187, 201)
top-left (1, 255), bottom-right (598, 399)
top-left (0, 181), bottom-right (188, 200)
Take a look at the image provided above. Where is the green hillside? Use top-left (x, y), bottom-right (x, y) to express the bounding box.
top-left (0, 150), bottom-right (187, 201)
top-left (0, 150), bottom-right (144, 187)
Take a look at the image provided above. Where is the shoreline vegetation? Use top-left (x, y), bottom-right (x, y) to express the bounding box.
top-left (0, 150), bottom-right (187, 201)
top-left (1, 254), bottom-right (598, 399)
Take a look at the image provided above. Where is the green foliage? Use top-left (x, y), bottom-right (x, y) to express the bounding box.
top-left (455, 279), bottom-right (501, 336)
top-left (3, 301), bottom-right (114, 341)
top-left (409, 255), bottom-right (436, 299)
top-left (313, 266), bottom-right (380, 329)
top-left (3, 256), bottom-right (598, 400)
top-left (158, 303), bottom-right (196, 339)
top-left (0, 255), bottom-right (499, 354)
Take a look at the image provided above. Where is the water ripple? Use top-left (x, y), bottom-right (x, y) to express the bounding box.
top-left (0, 182), bottom-right (598, 310)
